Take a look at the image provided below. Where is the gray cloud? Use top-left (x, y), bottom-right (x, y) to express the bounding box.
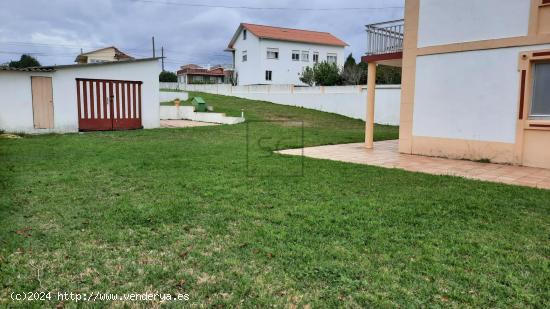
top-left (0, 0), bottom-right (403, 70)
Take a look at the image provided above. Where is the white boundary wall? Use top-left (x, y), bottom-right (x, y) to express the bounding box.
top-left (160, 106), bottom-right (244, 124)
top-left (160, 82), bottom-right (180, 90)
top-left (166, 83), bottom-right (401, 125)
top-left (159, 91), bottom-right (189, 102)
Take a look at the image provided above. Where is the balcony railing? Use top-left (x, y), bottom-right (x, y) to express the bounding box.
top-left (365, 19), bottom-right (404, 55)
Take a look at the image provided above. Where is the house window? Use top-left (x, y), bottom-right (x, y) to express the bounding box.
top-left (265, 70), bottom-right (272, 81)
top-left (313, 52), bottom-right (319, 63)
top-left (301, 51), bottom-right (309, 62)
top-left (243, 29), bottom-right (247, 40)
top-left (242, 50), bottom-right (247, 62)
top-left (292, 50), bottom-right (300, 61)
top-left (267, 48), bottom-right (279, 59)
top-left (327, 53), bottom-right (337, 64)
top-left (89, 59), bottom-right (107, 63)
top-left (530, 62), bottom-right (550, 119)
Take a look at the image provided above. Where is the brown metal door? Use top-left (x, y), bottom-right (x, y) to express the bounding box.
top-left (31, 76), bottom-right (54, 128)
top-left (76, 78), bottom-right (143, 131)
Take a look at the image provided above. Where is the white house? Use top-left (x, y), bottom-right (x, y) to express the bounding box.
top-left (226, 23), bottom-right (347, 85)
top-left (363, 0), bottom-right (550, 169)
top-left (176, 64), bottom-right (232, 84)
top-left (75, 46), bottom-right (134, 64)
top-left (0, 58), bottom-right (161, 134)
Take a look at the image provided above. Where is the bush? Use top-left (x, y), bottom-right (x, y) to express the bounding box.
top-left (313, 62), bottom-right (341, 86)
top-left (299, 61), bottom-right (341, 86)
top-left (299, 67), bottom-right (315, 86)
top-left (159, 71), bottom-right (177, 82)
top-left (358, 62), bottom-right (402, 85)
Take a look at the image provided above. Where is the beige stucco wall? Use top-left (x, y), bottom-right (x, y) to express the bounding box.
top-left (400, 0), bottom-right (550, 168)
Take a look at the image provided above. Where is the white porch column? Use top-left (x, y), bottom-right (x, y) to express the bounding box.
top-left (365, 62), bottom-right (377, 148)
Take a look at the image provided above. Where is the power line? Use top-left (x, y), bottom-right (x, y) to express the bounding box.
top-left (0, 41), bottom-right (154, 54)
top-left (0, 41), bottom-right (229, 58)
top-left (129, 0), bottom-right (403, 11)
top-left (0, 50), bottom-right (230, 65)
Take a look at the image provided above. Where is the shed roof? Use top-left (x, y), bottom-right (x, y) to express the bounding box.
top-left (38, 57), bottom-right (160, 70)
top-left (0, 66), bottom-right (55, 72)
top-left (0, 58), bottom-right (160, 74)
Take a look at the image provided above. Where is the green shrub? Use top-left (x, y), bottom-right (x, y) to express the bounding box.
top-left (299, 67), bottom-right (315, 86)
top-left (299, 61), bottom-right (342, 86)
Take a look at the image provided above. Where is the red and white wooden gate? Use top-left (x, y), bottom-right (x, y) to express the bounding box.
top-left (76, 78), bottom-right (143, 131)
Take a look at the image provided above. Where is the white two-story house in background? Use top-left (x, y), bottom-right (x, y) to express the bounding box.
top-left (226, 23), bottom-right (347, 85)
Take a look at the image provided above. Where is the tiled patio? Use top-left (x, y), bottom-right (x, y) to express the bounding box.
top-left (277, 140), bottom-right (550, 190)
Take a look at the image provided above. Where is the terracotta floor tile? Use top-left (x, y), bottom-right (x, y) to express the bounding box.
top-left (277, 140), bottom-right (550, 190)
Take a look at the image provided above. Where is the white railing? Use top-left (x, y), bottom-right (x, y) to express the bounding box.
top-left (365, 19), bottom-right (404, 55)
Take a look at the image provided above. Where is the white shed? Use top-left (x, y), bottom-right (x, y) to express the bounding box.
top-left (0, 58), bottom-right (161, 134)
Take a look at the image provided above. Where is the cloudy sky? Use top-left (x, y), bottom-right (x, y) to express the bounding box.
top-left (0, 0), bottom-right (404, 71)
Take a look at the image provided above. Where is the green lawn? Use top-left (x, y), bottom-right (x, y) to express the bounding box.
top-left (1, 92), bottom-right (549, 307)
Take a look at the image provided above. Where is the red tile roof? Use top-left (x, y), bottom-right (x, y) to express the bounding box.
top-left (181, 64), bottom-right (201, 69)
top-left (227, 23), bottom-right (348, 48)
top-left (177, 67), bottom-right (225, 76)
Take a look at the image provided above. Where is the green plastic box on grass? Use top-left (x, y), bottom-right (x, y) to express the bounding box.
top-left (192, 97), bottom-right (207, 112)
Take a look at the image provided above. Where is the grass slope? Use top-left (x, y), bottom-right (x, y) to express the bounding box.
top-left (0, 92), bottom-right (548, 307)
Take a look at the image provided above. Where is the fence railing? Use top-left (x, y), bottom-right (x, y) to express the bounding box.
top-left (365, 19), bottom-right (404, 55)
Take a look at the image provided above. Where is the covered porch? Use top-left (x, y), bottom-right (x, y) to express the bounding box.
top-left (361, 19), bottom-right (404, 149)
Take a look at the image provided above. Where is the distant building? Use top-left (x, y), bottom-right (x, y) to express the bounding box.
top-left (225, 23), bottom-right (347, 85)
top-left (75, 46), bottom-right (134, 64)
top-left (176, 64), bottom-right (233, 84)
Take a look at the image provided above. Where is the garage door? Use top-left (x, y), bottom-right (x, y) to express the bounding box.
top-left (76, 78), bottom-right (143, 131)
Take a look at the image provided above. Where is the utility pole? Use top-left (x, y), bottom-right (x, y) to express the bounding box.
top-left (161, 46), bottom-right (164, 71)
top-left (152, 36), bottom-right (155, 58)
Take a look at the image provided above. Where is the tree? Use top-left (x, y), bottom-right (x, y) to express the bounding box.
top-left (9, 54), bottom-right (40, 68)
top-left (159, 71), bottom-right (177, 82)
top-left (344, 53), bottom-right (356, 69)
top-left (313, 61), bottom-right (341, 86)
top-left (299, 66), bottom-right (315, 86)
top-left (341, 65), bottom-right (362, 85)
top-left (341, 54), bottom-right (362, 85)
